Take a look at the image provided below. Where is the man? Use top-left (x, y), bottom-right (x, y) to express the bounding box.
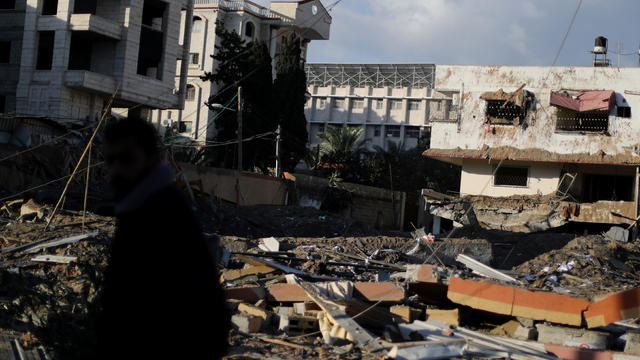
top-left (96, 118), bottom-right (229, 359)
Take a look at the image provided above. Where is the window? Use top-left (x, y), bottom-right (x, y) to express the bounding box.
top-left (385, 125), bottom-right (400, 138)
top-left (36, 31), bottom-right (55, 70)
top-left (73, 0), bottom-right (96, 14)
top-left (333, 98), bottom-right (344, 109)
top-left (186, 84), bottom-right (196, 101)
top-left (352, 99), bottom-right (364, 109)
top-left (137, 0), bottom-right (166, 79)
top-left (167, 111), bottom-right (172, 119)
top-left (486, 99), bottom-right (527, 125)
top-left (189, 52), bottom-right (199, 65)
top-left (0, 41), bottom-right (9, 63)
top-left (179, 121), bottom-right (192, 133)
top-left (316, 98), bottom-right (326, 109)
top-left (0, 0), bottom-right (16, 9)
top-left (373, 125), bottom-right (381, 137)
top-left (245, 21), bottom-right (254, 38)
top-left (617, 106), bottom-right (631, 118)
top-left (192, 16), bottom-right (202, 32)
top-left (41, 0), bottom-right (58, 15)
top-left (375, 99), bottom-right (384, 110)
top-left (0, 95), bottom-right (5, 114)
top-left (437, 101), bottom-right (442, 111)
top-left (494, 166), bottom-right (528, 187)
top-left (390, 100), bottom-right (402, 110)
top-left (583, 174), bottom-right (633, 202)
top-left (408, 100), bottom-right (421, 110)
top-left (405, 126), bottom-right (420, 138)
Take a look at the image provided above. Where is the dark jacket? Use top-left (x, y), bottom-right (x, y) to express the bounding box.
top-left (96, 165), bottom-right (229, 359)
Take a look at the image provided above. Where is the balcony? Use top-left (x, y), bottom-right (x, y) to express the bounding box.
top-left (64, 70), bottom-right (117, 95)
top-left (69, 14), bottom-right (122, 40)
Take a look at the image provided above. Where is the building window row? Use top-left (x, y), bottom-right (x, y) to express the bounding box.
top-left (314, 97), bottom-right (426, 111)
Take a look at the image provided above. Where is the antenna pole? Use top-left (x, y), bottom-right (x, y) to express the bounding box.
top-left (618, 41), bottom-right (622, 67)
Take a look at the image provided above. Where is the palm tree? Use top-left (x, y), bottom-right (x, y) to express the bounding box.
top-left (317, 126), bottom-right (369, 165)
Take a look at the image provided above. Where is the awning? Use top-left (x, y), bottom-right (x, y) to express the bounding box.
top-left (550, 90), bottom-right (615, 112)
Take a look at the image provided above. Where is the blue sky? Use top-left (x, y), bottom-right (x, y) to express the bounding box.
top-left (304, 0), bottom-right (640, 67)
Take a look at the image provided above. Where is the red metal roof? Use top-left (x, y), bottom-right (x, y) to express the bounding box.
top-left (550, 90), bottom-right (615, 112)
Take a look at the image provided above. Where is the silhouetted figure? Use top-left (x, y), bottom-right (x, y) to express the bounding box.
top-left (96, 118), bottom-right (229, 359)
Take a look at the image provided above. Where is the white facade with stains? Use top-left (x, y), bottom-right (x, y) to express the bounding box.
top-left (426, 65), bottom-right (640, 224)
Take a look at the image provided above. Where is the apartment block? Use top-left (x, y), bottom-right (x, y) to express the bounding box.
top-left (154, 0), bottom-right (331, 142)
top-left (304, 63), bottom-right (459, 151)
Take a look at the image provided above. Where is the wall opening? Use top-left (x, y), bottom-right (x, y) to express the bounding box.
top-left (185, 84), bottom-right (196, 101)
top-left (245, 21), bottom-right (254, 38)
top-left (73, 0), bottom-right (97, 14)
top-left (0, 41), bottom-right (10, 63)
top-left (493, 166), bottom-right (528, 187)
top-left (481, 89), bottom-right (532, 125)
top-left (68, 32), bottom-right (92, 70)
top-left (555, 108), bottom-right (609, 133)
top-left (137, 0), bottom-right (166, 79)
top-left (0, 0), bottom-right (16, 9)
top-left (582, 174), bottom-right (633, 202)
top-left (36, 31), bottom-right (55, 70)
top-left (41, 0), bottom-right (58, 15)
top-left (192, 16), bottom-right (202, 32)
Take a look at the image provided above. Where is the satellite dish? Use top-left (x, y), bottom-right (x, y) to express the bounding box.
top-left (162, 120), bottom-right (169, 126)
top-left (312, 4), bottom-right (318, 15)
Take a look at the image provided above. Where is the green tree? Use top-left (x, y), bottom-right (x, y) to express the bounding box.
top-left (201, 21), bottom-right (276, 172)
top-left (317, 126), bottom-right (369, 168)
top-left (273, 33), bottom-right (309, 171)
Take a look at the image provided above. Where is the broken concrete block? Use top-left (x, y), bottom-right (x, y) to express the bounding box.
top-left (258, 237), bottom-right (279, 252)
top-left (268, 283), bottom-right (311, 302)
top-left (238, 303), bottom-right (269, 321)
top-left (536, 324), bottom-right (609, 350)
top-left (353, 282), bottom-right (404, 302)
top-left (275, 306), bottom-right (294, 317)
top-left (225, 286), bottom-right (265, 302)
top-left (425, 309), bottom-right (459, 327)
top-left (606, 226), bottom-right (629, 243)
top-left (404, 264), bottom-right (439, 283)
top-left (514, 325), bottom-right (537, 340)
top-left (390, 305), bottom-right (421, 323)
top-left (585, 288), bottom-right (640, 328)
top-left (625, 332), bottom-right (640, 355)
top-left (490, 320), bottom-right (520, 337)
top-left (285, 315), bottom-right (319, 336)
top-left (293, 302), bottom-right (307, 315)
top-left (516, 316), bottom-right (535, 328)
top-left (231, 313), bottom-right (262, 333)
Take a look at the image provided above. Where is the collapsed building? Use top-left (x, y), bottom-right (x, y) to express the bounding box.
top-left (422, 65), bottom-right (640, 234)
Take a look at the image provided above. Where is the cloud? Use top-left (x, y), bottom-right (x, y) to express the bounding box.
top-left (307, 0), bottom-right (640, 67)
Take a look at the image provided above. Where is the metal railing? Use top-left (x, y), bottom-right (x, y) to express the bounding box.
top-left (193, 0), bottom-right (294, 23)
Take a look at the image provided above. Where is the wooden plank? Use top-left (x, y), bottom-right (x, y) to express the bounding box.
top-left (2, 232), bottom-right (99, 255)
top-left (31, 255), bottom-right (77, 264)
top-left (292, 276), bottom-right (385, 353)
top-left (222, 265), bottom-right (276, 282)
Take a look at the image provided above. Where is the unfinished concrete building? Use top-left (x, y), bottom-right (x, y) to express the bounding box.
top-left (153, 0), bottom-right (331, 143)
top-left (0, 0), bottom-right (191, 124)
top-left (422, 65), bottom-right (640, 234)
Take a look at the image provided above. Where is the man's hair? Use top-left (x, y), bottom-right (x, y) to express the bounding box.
top-left (104, 117), bottom-right (159, 157)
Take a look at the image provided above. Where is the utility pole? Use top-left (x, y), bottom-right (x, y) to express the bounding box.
top-left (237, 86), bottom-right (242, 171)
top-left (275, 124), bottom-right (282, 177)
top-left (618, 41), bottom-right (622, 68)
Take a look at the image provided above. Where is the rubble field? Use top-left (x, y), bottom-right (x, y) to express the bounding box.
top-left (3, 196), bottom-right (640, 359)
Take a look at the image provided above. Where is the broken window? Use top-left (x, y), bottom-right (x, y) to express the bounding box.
top-left (0, 0), bottom-right (15, 9)
top-left (36, 31), bottom-right (55, 70)
top-left (137, 0), bottom-right (166, 79)
top-left (385, 125), bottom-right (400, 138)
top-left (68, 32), bottom-right (92, 70)
top-left (73, 0), bottom-right (96, 14)
top-left (551, 91), bottom-right (614, 133)
top-left (352, 99), bottom-right (364, 109)
top-left (0, 41), bottom-right (10, 63)
top-left (494, 166), bottom-right (528, 187)
top-left (408, 100), bottom-right (421, 110)
top-left (245, 22), bottom-right (254, 38)
top-left (405, 126), bottom-right (420, 138)
top-left (41, 0), bottom-right (58, 15)
top-left (582, 174), bottom-right (633, 202)
top-left (185, 84), bottom-right (196, 101)
top-left (481, 88), bottom-right (532, 125)
top-left (192, 16), bottom-right (202, 32)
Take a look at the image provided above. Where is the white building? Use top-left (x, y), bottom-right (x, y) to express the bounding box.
top-left (154, 0), bottom-right (331, 142)
top-left (0, 0), bottom-right (191, 123)
top-left (304, 63), bottom-right (460, 151)
top-left (424, 64), bottom-right (640, 228)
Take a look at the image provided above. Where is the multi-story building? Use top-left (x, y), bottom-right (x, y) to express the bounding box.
top-left (154, 0), bottom-right (331, 142)
top-left (304, 63), bottom-right (460, 150)
top-left (0, 0), bottom-right (191, 124)
top-left (423, 64), bottom-right (640, 232)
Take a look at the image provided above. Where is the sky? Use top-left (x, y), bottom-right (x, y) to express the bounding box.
top-left (303, 0), bottom-right (640, 67)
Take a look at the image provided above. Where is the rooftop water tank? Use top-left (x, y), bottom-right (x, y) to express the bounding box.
top-left (593, 36), bottom-right (608, 54)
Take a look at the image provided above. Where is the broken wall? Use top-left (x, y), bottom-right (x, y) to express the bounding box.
top-left (431, 65), bottom-right (640, 158)
top-left (293, 173), bottom-right (406, 230)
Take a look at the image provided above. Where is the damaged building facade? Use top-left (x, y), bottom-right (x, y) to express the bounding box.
top-left (423, 65), bottom-right (640, 233)
top-left (153, 0), bottom-right (331, 142)
top-left (304, 63), bottom-right (460, 150)
top-left (0, 0), bottom-right (191, 124)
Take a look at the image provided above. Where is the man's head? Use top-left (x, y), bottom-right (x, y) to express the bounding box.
top-left (104, 118), bottom-right (160, 199)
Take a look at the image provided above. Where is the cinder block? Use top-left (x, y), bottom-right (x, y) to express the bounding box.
top-left (390, 305), bottom-right (421, 323)
top-left (238, 303), bottom-right (270, 321)
top-left (285, 315), bottom-right (319, 336)
top-left (537, 324), bottom-right (609, 350)
top-left (625, 332), bottom-right (640, 355)
top-left (425, 309), bottom-right (459, 327)
top-left (514, 325), bottom-right (537, 340)
top-left (231, 313), bottom-right (262, 333)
